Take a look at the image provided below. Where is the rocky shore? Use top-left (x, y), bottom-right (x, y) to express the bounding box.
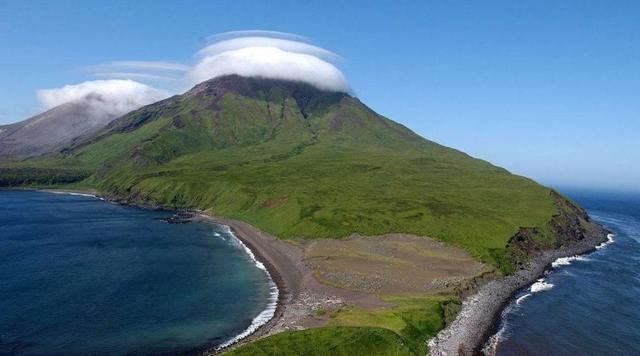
top-left (427, 228), bottom-right (609, 356)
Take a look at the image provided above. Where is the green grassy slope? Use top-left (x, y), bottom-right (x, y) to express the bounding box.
top-left (0, 75), bottom-right (558, 269)
top-left (225, 326), bottom-right (414, 356)
top-left (227, 295), bottom-right (458, 355)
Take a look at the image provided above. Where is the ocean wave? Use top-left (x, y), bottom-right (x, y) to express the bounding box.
top-left (516, 293), bottom-right (531, 305)
top-left (482, 324), bottom-right (506, 356)
top-left (483, 302), bottom-right (518, 356)
top-left (530, 278), bottom-right (554, 293)
top-left (596, 234), bottom-right (615, 250)
top-left (48, 190), bottom-right (100, 199)
top-left (552, 255), bottom-right (590, 268)
top-left (215, 226), bottom-right (279, 350)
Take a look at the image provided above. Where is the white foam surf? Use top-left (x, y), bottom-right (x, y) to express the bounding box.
top-left (530, 278), bottom-right (554, 293)
top-left (215, 225), bottom-right (279, 350)
top-left (485, 232), bottom-right (614, 354)
top-left (483, 325), bottom-right (506, 356)
top-left (515, 293), bottom-right (531, 305)
top-left (596, 233), bottom-right (615, 250)
top-left (551, 255), bottom-right (590, 268)
top-left (46, 190), bottom-right (106, 200)
top-left (482, 302), bottom-right (519, 356)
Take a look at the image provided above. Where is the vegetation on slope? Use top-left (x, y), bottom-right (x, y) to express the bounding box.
top-left (327, 296), bottom-right (458, 354)
top-left (226, 326), bottom-right (414, 356)
top-left (226, 295), bottom-right (459, 355)
top-left (0, 75), bottom-right (559, 271)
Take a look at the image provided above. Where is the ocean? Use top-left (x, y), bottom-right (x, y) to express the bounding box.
top-left (491, 189), bottom-right (640, 355)
top-left (0, 190), bottom-right (275, 355)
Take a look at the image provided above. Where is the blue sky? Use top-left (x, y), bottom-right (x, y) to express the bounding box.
top-left (1, 0), bottom-right (638, 192)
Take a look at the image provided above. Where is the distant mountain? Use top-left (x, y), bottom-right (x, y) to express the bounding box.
top-left (0, 75), bottom-right (599, 272)
top-left (0, 96), bottom-right (126, 161)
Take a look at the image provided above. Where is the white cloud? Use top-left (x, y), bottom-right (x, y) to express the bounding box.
top-left (32, 31), bottom-right (349, 121)
top-left (188, 36), bottom-right (350, 92)
top-left (205, 30), bottom-right (307, 42)
top-left (106, 61), bottom-right (189, 72)
top-left (80, 32), bottom-right (350, 93)
top-left (92, 72), bottom-right (178, 82)
top-left (37, 79), bottom-right (169, 117)
top-left (84, 61), bottom-right (187, 84)
top-left (85, 60), bottom-right (189, 73)
top-left (196, 37), bottom-right (339, 60)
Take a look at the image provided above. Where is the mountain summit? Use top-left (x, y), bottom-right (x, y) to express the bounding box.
top-left (0, 75), bottom-right (598, 271)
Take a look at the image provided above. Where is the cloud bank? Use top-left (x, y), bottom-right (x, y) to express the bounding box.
top-left (196, 36), bottom-right (339, 60)
top-left (84, 32), bottom-right (350, 93)
top-left (188, 46), bottom-right (349, 92)
top-left (189, 35), bottom-right (349, 92)
top-left (30, 31), bottom-right (348, 122)
top-left (37, 79), bottom-right (169, 117)
top-left (84, 61), bottom-right (188, 84)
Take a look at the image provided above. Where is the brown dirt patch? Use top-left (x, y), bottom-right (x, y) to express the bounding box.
top-left (305, 233), bottom-right (486, 295)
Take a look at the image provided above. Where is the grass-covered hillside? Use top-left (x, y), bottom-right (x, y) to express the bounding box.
top-left (0, 75), bottom-right (559, 270)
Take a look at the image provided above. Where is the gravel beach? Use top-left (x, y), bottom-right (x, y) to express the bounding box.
top-left (428, 228), bottom-right (609, 356)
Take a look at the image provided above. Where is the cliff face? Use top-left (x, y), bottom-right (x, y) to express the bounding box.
top-left (506, 190), bottom-right (607, 271)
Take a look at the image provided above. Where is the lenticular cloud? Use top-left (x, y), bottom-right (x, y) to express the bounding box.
top-left (188, 35), bottom-right (350, 93)
top-left (37, 79), bottom-right (169, 117)
top-left (34, 32), bottom-right (349, 119)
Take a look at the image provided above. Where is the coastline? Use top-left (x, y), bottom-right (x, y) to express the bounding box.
top-left (212, 225), bottom-right (280, 350)
top-left (194, 214), bottom-right (305, 354)
top-left (28, 188), bottom-right (612, 355)
top-left (32, 189), bottom-right (301, 354)
top-left (427, 228), bottom-right (610, 355)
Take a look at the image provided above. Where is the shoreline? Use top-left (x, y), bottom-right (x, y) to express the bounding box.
top-left (482, 232), bottom-right (615, 355)
top-left (211, 225), bottom-right (280, 351)
top-left (22, 188), bottom-right (612, 355)
top-left (30, 189), bottom-right (300, 354)
top-left (427, 228), bottom-right (610, 355)
top-left (194, 214), bottom-right (304, 354)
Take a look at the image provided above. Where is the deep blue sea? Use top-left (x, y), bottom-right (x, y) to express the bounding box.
top-left (0, 190), bottom-right (273, 356)
top-left (493, 189), bottom-right (640, 355)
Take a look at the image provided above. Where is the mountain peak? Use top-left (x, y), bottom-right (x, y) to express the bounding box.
top-left (188, 74), bottom-right (348, 102)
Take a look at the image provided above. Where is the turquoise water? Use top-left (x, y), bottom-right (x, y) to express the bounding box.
top-left (493, 190), bottom-right (640, 355)
top-left (0, 190), bottom-right (272, 355)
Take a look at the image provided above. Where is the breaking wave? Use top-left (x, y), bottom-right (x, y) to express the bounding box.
top-left (485, 232), bottom-right (615, 353)
top-left (215, 225), bottom-right (279, 350)
top-left (552, 255), bottom-right (590, 268)
top-left (530, 278), bottom-right (554, 293)
top-left (47, 190), bottom-right (106, 201)
top-left (483, 324), bottom-right (506, 356)
top-left (596, 233), bottom-right (615, 250)
top-left (516, 293), bottom-right (532, 305)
